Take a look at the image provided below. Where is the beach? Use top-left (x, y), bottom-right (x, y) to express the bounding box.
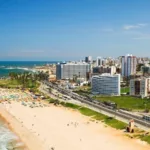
top-left (0, 96), bottom-right (150, 150)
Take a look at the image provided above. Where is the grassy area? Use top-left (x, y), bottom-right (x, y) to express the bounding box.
top-left (51, 101), bottom-right (150, 144)
top-left (74, 90), bottom-right (91, 96)
top-left (94, 95), bottom-right (150, 111)
top-left (48, 98), bottom-right (57, 103)
top-left (60, 102), bottom-right (81, 109)
top-left (73, 86), bottom-right (91, 96)
top-left (74, 86), bottom-right (149, 111)
top-left (140, 135), bottom-right (150, 144)
top-left (74, 86), bottom-right (150, 111)
top-left (121, 87), bottom-right (129, 94)
top-left (132, 133), bottom-right (150, 144)
top-left (77, 85), bottom-right (91, 91)
top-left (26, 79), bottom-right (38, 88)
top-left (0, 79), bottom-right (40, 95)
top-left (58, 102), bottom-right (126, 130)
top-left (79, 107), bottom-right (126, 129)
top-left (0, 79), bottom-right (21, 88)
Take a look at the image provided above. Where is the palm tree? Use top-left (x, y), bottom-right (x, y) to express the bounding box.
top-left (9, 72), bottom-right (17, 80)
top-left (9, 72), bottom-right (14, 80)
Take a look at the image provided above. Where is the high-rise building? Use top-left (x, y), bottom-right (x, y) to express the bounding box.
top-left (121, 54), bottom-right (137, 77)
top-left (96, 57), bottom-right (102, 66)
top-left (91, 73), bottom-right (120, 96)
top-left (56, 62), bottom-right (91, 80)
top-left (85, 56), bottom-right (92, 63)
top-left (96, 57), bottom-right (106, 66)
top-left (130, 77), bottom-right (150, 97)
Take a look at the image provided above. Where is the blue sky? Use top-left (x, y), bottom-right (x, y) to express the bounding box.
top-left (0, 0), bottom-right (150, 61)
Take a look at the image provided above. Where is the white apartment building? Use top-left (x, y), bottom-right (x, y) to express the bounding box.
top-left (121, 54), bottom-right (137, 77)
top-left (91, 73), bottom-right (120, 96)
top-left (130, 77), bottom-right (150, 97)
top-left (56, 62), bottom-right (91, 80)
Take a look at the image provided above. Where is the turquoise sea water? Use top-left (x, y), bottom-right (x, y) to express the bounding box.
top-left (0, 61), bottom-right (59, 77)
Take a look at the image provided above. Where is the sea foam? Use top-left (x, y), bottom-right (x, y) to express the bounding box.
top-left (0, 125), bottom-right (19, 150)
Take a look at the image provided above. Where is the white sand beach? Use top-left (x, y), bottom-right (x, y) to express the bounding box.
top-left (0, 98), bottom-right (150, 150)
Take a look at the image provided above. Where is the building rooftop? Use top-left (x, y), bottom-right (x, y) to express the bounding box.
top-left (60, 62), bottom-right (90, 65)
top-left (131, 77), bottom-right (150, 81)
top-left (93, 73), bottom-right (120, 77)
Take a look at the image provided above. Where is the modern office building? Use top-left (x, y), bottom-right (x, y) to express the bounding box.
top-left (85, 56), bottom-right (92, 63)
top-left (130, 77), bottom-right (150, 97)
top-left (121, 54), bottom-right (137, 77)
top-left (91, 73), bottom-right (120, 96)
top-left (56, 62), bottom-right (91, 80)
top-left (93, 66), bottom-right (116, 75)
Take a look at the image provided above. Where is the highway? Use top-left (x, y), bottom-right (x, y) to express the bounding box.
top-left (42, 81), bottom-right (150, 131)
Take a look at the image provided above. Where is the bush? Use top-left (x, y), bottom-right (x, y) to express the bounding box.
top-left (65, 103), bottom-right (81, 109)
top-left (144, 109), bottom-right (149, 113)
top-left (60, 101), bottom-right (65, 106)
top-left (48, 98), bottom-right (55, 103)
top-left (54, 99), bottom-right (60, 105)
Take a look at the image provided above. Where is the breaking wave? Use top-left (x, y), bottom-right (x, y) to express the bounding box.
top-left (0, 125), bottom-right (19, 150)
top-left (3, 66), bottom-right (36, 72)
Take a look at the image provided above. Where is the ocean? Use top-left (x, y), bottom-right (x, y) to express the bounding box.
top-left (0, 117), bottom-right (25, 150)
top-left (0, 61), bottom-right (59, 77)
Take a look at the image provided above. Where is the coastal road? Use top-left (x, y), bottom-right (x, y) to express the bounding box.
top-left (40, 82), bottom-right (150, 131)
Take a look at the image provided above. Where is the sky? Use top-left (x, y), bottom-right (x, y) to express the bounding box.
top-left (0, 0), bottom-right (150, 61)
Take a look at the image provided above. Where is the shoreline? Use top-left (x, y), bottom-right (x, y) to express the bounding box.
top-left (0, 105), bottom-right (44, 150)
top-left (0, 101), bottom-right (150, 150)
top-left (0, 114), bottom-right (26, 149)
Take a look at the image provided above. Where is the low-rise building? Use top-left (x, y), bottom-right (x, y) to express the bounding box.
top-left (130, 77), bottom-right (150, 97)
top-left (93, 66), bottom-right (116, 75)
top-left (141, 65), bottom-right (150, 76)
top-left (91, 73), bottom-right (120, 96)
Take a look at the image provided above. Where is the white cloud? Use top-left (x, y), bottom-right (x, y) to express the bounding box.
top-left (124, 25), bottom-right (139, 30)
top-left (137, 23), bottom-right (147, 27)
top-left (123, 23), bottom-right (147, 30)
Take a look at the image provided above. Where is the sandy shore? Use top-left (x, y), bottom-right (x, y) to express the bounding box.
top-left (0, 102), bottom-right (150, 150)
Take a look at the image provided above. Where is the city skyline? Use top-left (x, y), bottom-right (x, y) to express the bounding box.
top-left (0, 0), bottom-right (150, 60)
